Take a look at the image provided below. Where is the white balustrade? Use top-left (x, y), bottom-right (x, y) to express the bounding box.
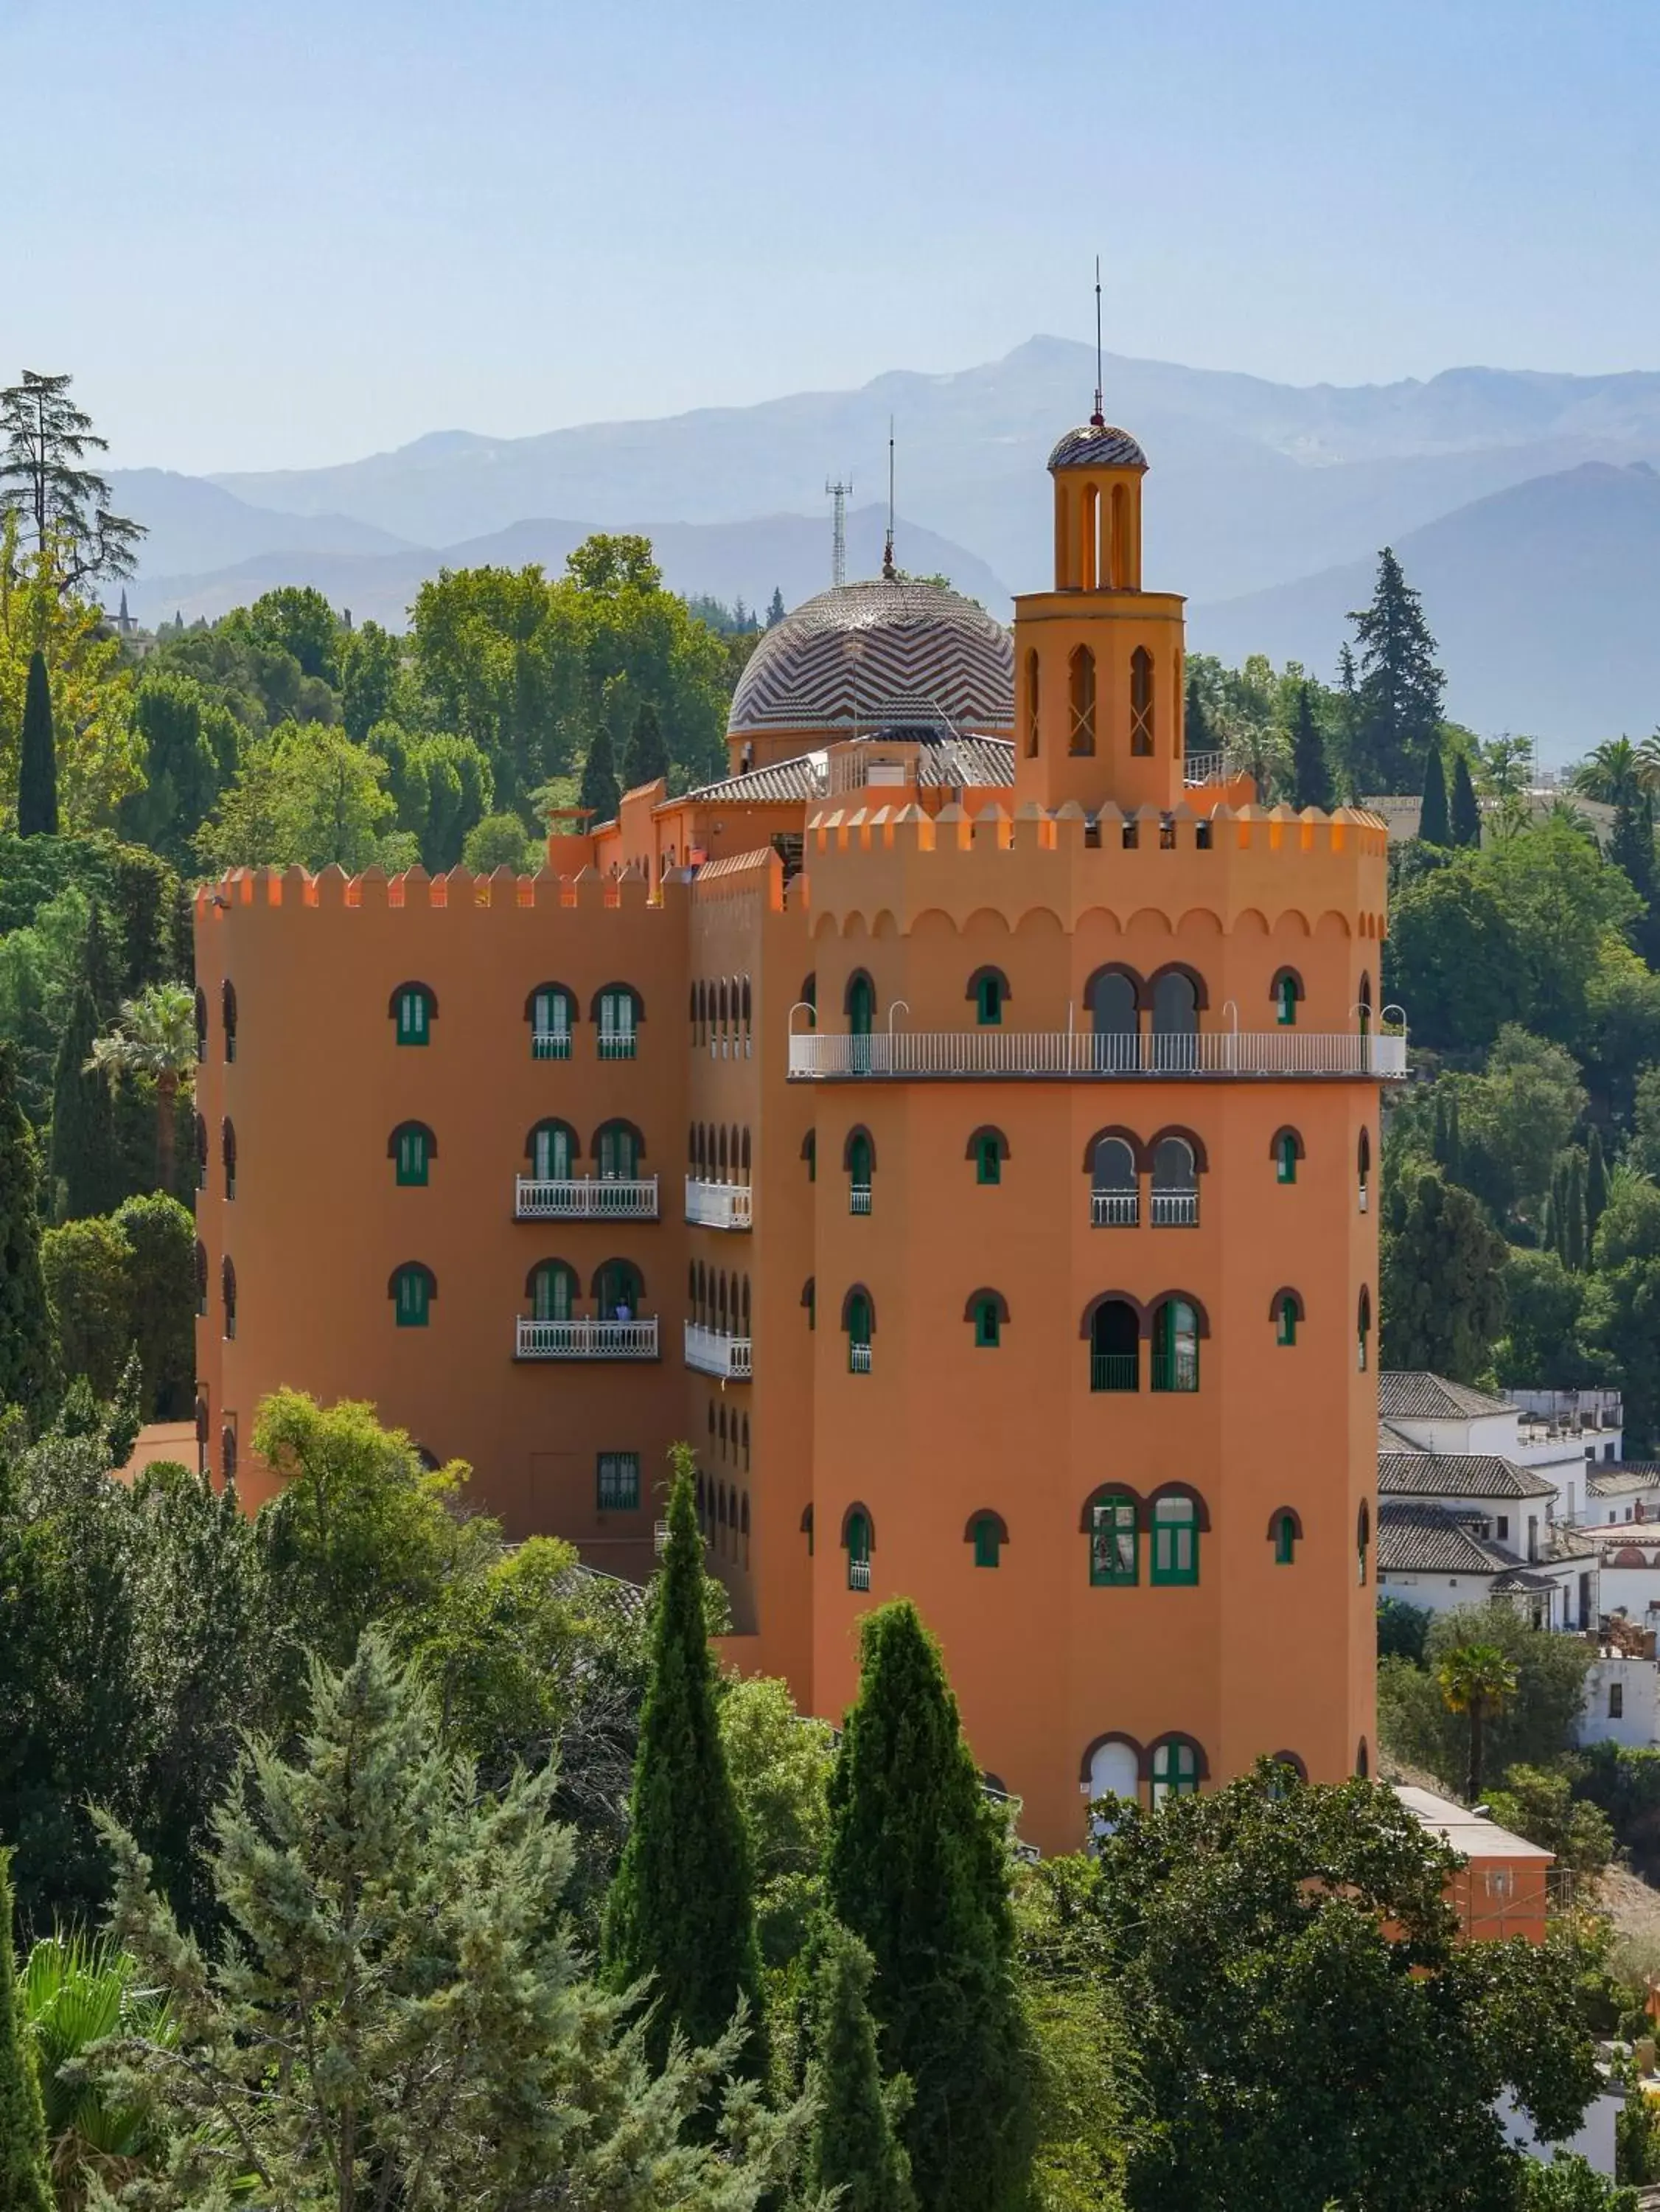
top-left (515, 1315), bottom-right (659, 1360)
top-left (848, 1559), bottom-right (872, 1591)
top-left (788, 1030), bottom-right (1407, 1080)
top-left (684, 1321), bottom-right (753, 1380)
top-left (848, 1184), bottom-right (873, 1215)
top-left (515, 1175), bottom-right (658, 1219)
top-left (1151, 1189), bottom-right (1199, 1227)
top-left (1092, 1190), bottom-right (1140, 1228)
top-left (684, 1178), bottom-right (753, 1230)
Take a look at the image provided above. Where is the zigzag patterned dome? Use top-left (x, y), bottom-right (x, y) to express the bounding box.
top-left (726, 578), bottom-right (1014, 739)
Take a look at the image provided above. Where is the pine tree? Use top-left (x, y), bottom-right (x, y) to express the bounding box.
top-left (1418, 742), bottom-right (1451, 846)
top-left (1346, 548), bottom-right (1445, 795)
top-left (0, 1042), bottom-right (55, 1412)
top-left (1451, 750), bottom-right (1482, 847)
top-left (805, 1921), bottom-right (916, 2212)
top-left (1588, 1127), bottom-right (1609, 1242)
top-left (766, 588), bottom-right (787, 629)
top-left (1290, 681), bottom-right (1333, 811)
top-left (49, 976), bottom-right (120, 1220)
top-left (0, 1850), bottom-right (52, 2212)
top-left (579, 726), bottom-right (621, 824)
top-left (17, 650), bottom-right (57, 836)
top-left (622, 702), bottom-right (669, 790)
top-left (603, 1453), bottom-right (767, 2075)
top-left (826, 1600), bottom-right (1033, 2212)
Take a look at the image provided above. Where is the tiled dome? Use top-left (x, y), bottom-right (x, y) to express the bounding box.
top-left (1047, 423), bottom-right (1148, 472)
top-left (727, 578), bottom-right (1014, 738)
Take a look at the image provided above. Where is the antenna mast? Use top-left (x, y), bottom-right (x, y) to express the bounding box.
top-left (826, 474), bottom-right (852, 588)
top-left (1092, 254), bottom-right (1105, 428)
top-left (882, 417), bottom-right (896, 580)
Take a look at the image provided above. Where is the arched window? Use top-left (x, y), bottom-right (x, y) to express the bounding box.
top-left (967, 967), bottom-right (1009, 1026)
top-left (390, 981), bottom-right (435, 1046)
top-left (741, 1491), bottom-right (750, 1565)
top-left (194, 1239), bottom-right (208, 1318)
top-left (801, 1502), bottom-right (815, 1555)
top-left (1151, 1298), bottom-right (1201, 1392)
top-left (1150, 970), bottom-right (1199, 1068)
top-left (844, 1286), bottom-right (873, 1374)
top-left (527, 983), bottom-right (575, 1060)
top-left (1272, 1127), bottom-right (1303, 1186)
top-left (967, 1289), bottom-right (1008, 1349)
top-left (595, 1120), bottom-right (643, 1180)
top-left (1151, 1495), bottom-right (1199, 1585)
top-left (1091, 1135), bottom-right (1140, 1228)
top-left (1356, 1738), bottom-right (1370, 1780)
top-left (1067, 644), bottom-right (1096, 756)
top-left (845, 1505), bottom-right (873, 1589)
top-left (802, 1277), bottom-right (816, 1330)
top-left (193, 1111), bottom-right (208, 1191)
top-left (803, 1130), bottom-right (817, 1183)
top-left (1087, 1489), bottom-right (1139, 1585)
top-left (1086, 1736), bottom-right (1142, 1822)
top-left (528, 1259), bottom-right (576, 1322)
top-left (221, 1255), bottom-right (237, 1340)
top-left (742, 1416), bottom-right (750, 1472)
top-left (845, 970), bottom-right (876, 1037)
top-left (1269, 1752), bottom-right (1308, 1790)
top-left (221, 979), bottom-right (238, 1062)
top-left (1357, 1499), bottom-right (1371, 1587)
top-left (1272, 968), bottom-right (1302, 1026)
top-left (1273, 1288), bottom-right (1303, 1347)
top-left (967, 1510), bottom-right (1007, 1568)
top-left (1358, 1126), bottom-right (1372, 1212)
top-left (1271, 1508), bottom-right (1301, 1565)
top-left (1150, 1736), bottom-right (1202, 1807)
top-left (1087, 967), bottom-right (1140, 1047)
top-left (526, 1119), bottom-right (576, 1183)
top-left (1130, 645), bottom-right (1154, 756)
top-left (801, 973), bottom-right (817, 1030)
top-left (391, 1261), bottom-right (433, 1329)
top-left (968, 1126), bottom-right (1008, 1187)
top-left (845, 1127), bottom-right (874, 1214)
top-left (1025, 647), bottom-right (1040, 758)
top-left (593, 984), bottom-right (642, 1059)
top-left (1151, 1135), bottom-right (1197, 1228)
top-left (1359, 973), bottom-right (1373, 1034)
top-left (1089, 1298), bottom-right (1140, 1392)
top-left (193, 987), bottom-right (207, 1063)
top-left (595, 1259), bottom-right (644, 1320)
top-left (1357, 1286), bottom-right (1372, 1373)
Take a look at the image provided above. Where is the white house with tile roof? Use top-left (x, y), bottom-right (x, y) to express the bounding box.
top-left (1375, 1500), bottom-right (1566, 1625)
top-left (1379, 1373), bottom-right (1614, 1528)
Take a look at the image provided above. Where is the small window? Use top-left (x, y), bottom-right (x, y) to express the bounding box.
top-left (1151, 1298), bottom-right (1200, 1393)
top-left (845, 1289), bottom-right (873, 1374)
top-left (845, 1508), bottom-right (871, 1589)
top-left (222, 1116), bottom-right (237, 1200)
top-left (1274, 1512), bottom-right (1297, 1565)
top-left (392, 1262), bottom-right (433, 1328)
top-left (193, 987), bottom-right (207, 1063)
top-left (1089, 1495), bottom-right (1138, 1587)
top-left (1357, 1287), bottom-right (1372, 1374)
top-left (531, 1260), bottom-right (576, 1322)
top-left (848, 1130), bottom-right (873, 1214)
top-left (1129, 645), bottom-right (1154, 756)
top-left (393, 1123), bottom-right (431, 1187)
top-left (194, 1239), bottom-right (207, 1318)
top-left (194, 1111), bottom-right (208, 1191)
top-left (848, 972), bottom-right (876, 1037)
top-left (1276, 1293), bottom-right (1298, 1348)
top-left (1611, 1680), bottom-right (1625, 1719)
top-left (1356, 1499), bottom-right (1371, 1587)
top-left (394, 984), bottom-right (433, 1046)
top-left (976, 1131), bottom-right (1002, 1186)
top-left (597, 1452), bottom-right (640, 1511)
top-left (596, 1121), bottom-right (641, 1180)
top-left (222, 979), bottom-right (238, 1062)
top-left (1275, 1130), bottom-right (1300, 1185)
top-left (530, 985), bottom-right (573, 1060)
top-left (972, 1295), bottom-right (1002, 1349)
top-left (596, 987), bottom-right (638, 1060)
top-left (803, 1130), bottom-right (817, 1183)
top-left (1151, 1495), bottom-right (1199, 1586)
top-left (972, 1514), bottom-right (1002, 1568)
top-left (222, 1256), bottom-right (237, 1340)
top-left (1151, 1739), bottom-right (1199, 1806)
top-left (1496, 1514), bottom-right (1510, 1542)
top-left (1273, 970), bottom-right (1301, 1026)
top-left (972, 971), bottom-right (1005, 1026)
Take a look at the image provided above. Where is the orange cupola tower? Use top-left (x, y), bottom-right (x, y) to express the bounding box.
top-left (1012, 415), bottom-right (1188, 818)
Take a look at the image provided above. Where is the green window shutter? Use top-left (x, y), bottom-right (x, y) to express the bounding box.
top-left (974, 1300), bottom-right (1000, 1348)
top-left (1089, 1498), bottom-right (1138, 1586)
top-left (599, 989), bottom-right (638, 1057)
top-left (1152, 1741), bottom-right (1199, 1804)
top-left (848, 975), bottom-right (874, 1036)
top-left (394, 1267), bottom-right (430, 1326)
top-left (976, 1135), bottom-right (1001, 1186)
top-left (534, 1265), bottom-right (573, 1322)
top-left (1275, 1514), bottom-right (1297, 1565)
top-left (976, 974), bottom-right (1002, 1026)
top-left (533, 1124), bottom-right (572, 1180)
top-left (1277, 1299), bottom-right (1297, 1346)
top-left (1151, 1498), bottom-right (1199, 1585)
top-left (973, 1517), bottom-right (1000, 1568)
top-left (599, 1124), bottom-right (637, 1178)
top-left (397, 988), bottom-right (430, 1045)
top-left (533, 989), bottom-right (572, 1059)
top-left (597, 1453), bottom-right (640, 1510)
top-left (1277, 1134), bottom-right (1298, 1185)
top-left (396, 1127), bottom-right (429, 1186)
top-left (1276, 975), bottom-right (1298, 1025)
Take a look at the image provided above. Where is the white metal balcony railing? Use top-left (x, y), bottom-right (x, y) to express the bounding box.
top-left (787, 1030), bottom-right (1407, 1081)
top-left (515, 1315), bottom-right (660, 1360)
top-left (1359, 1182), bottom-right (1370, 1213)
top-left (1182, 750), bottom-right (1227, 785)
top-left (1151, 1189), bottom-right (1199, 1227)
top-left (684, 1178), bottom-right (753, 1230)
top-left (848, 1559), bottom-right (872, 1592)
top-left (684, 1321), bottom-right (753, 1380)
top-left (848, 1184), bottom-right (873, 1215)
top-left (1092, 1191), bottom-right (1139, 1228)
top-left (848, 1343), bottom-right (873, 1374)
top-left (515, 1175), bottom-right (659, 1219)
top-left (531, 1029), bottom-right (572, 1060)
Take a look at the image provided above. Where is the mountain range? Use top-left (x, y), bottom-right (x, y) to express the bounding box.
top-left (110, 337), bottom-right (1660, 757)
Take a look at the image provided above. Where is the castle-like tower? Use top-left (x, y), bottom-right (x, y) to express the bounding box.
top-left (192, 407), bottom-right (1396, 1851)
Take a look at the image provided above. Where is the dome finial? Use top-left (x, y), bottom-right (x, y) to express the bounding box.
top-left (1090, 254), bottom-right (1105, 429)
top-left (882, 417), bottom-right (897, 580)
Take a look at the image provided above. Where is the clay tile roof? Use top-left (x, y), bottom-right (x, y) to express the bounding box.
top-left (1378, 1372), bottom-right (1517, 1421)
top-left (1591, 1467), bottom-right (1660, 1494)
top-left (1378, 1452), bottom-right (1557, 1501)
top-left (1376, 1500), bottom-right (1524, 1576)
top-left (686, 733), bottom-right (1016, 809)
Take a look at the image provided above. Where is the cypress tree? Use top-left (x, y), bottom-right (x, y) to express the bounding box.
top-left (1290, 681), bottom-right (1333, 811)
top-left (1418, 742), bottom-right (1451, 846)
top-left (1450, 749), bottom-right (1482, 847)
top-left (1431, 1093), bottom-right (1449, 1169)
top-left (1588, 1127), bottom-right (1609, 1242)
top-left (602, 1452), bottom-right (767, 2075)
top-left (0, 1849), bottom-right (52, 2212)
top-left (805, 1921), bottom-right (916, 2212)
top-left (578, 727), bottom-right (621, 825)
top-left (622, 702), bottom-right (669, 790)
top-left (766, 587), bottom-right (787, 628)
top-left (1445, 1091), bottom-right (1462, 1187)
top-left (1540, 1193), bottom-right (1555, 1261)
top-left (0, 1042), bottom-right (55, 1413)
top-left (1566, 1153), bottom-right (1588, 1273)
top-left (16, 650), bottom-right (57, 838)
top-left (826, 1599), bottom-right (1033, 2212)
top-left (48, 976), bottom-right (120, 1220)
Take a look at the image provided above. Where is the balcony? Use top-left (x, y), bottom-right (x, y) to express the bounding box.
top-left (515, 1175), bottom-right (658, 1220)
top-left (787, 1030), bottom-right (1408, 1082)
top-left (848, 1559), bottom-right (872, 1592)
top-left (848, 1342), bottom-right (873, 1374)
top-left (848, 1183), bottom-right (872, 1215)
top-left (515, 1315), bottom-right (660, 1360)
top-left (685, 1178), bottom-right (753, 1230)
top-left (684, 1321), bottom-right (753, 1380)
top-left (597, 1033), bottom-right (638, 1061)
top-left (1092, 1192), bottom-right (1139, 1228)
top-left (531, 1029), bottom-right (572, 1061)
top-left (1091, 1353), bottom-right (1139, 1394)
top-left (1151, 1189), bottom-right (1199, 1227)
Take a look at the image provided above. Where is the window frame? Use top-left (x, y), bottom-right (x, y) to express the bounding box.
top-left (1151, 1738), bottom-right (1200, 1806)
top-left (1274, 1512), bottom-right (1297, 1565)
top-left (394, 984), bottom-right (434, 1047)
top-left (1089, 1494), bottom-right (1139, 1587)
top-left (596, 1451), bottom-right (641, 1512)
top-left (973, 1297), bottom-right (1001, 1349)
top-left (392, 1262), bottom-right (433, 1328)
top-left (1150, 1495), bottom-right (1199, 1586)
top-left (972, 1515), bottom-right (1002, 1568)
top-left (394, 1123), bottom-right (431, 1188)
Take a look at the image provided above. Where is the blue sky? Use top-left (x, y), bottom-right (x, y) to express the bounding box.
top-left (3, 0), bottom-right (1657, 473)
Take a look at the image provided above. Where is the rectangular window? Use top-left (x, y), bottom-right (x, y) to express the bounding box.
top-left (598, 990), bottom-right (638, 1060)
top-left (597, 1452), bottom-right (641, 1512)
top-left (1274, 1516), bottom-right (1295, 1565)
top-left (1611, 1680), bottom-right (1625, 1719)
top-left (1151, 1500), bottom-right (1199, 1585)
top-left (1089, 1500), bottom-right (1137, 1586)
top-left (396, 1129), bottom-right (429, 1186)
top-left (397, 990), bottom-right (429, 1046)
top-left (974, 1303), bottom-right (1000, 1349)
top-left (976, 1135), bottom-right (1001, 1186)
top-left (395, 1270), bottom-right (429, 1327)
top-left (532, 990), bottom-right (572, 1060)
top-left (976, 975), bottom-right (1002, 1026)
top-left (1496, 1515), bottom-right (1509, 1541)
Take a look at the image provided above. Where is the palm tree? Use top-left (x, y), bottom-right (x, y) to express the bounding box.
top-left (20, 1931), bottom-right (171, 2207)
top-left (86, 984), bottom-right (196, 1195)
top-left (1569, 734), bottom-right (1642, 807)
top-left (1637, 728), bottom-right (1660, 796)
top-left (1436, 1641), bottom-right (1519, 1803)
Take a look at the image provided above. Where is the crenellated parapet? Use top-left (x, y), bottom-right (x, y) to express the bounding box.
top-left (195, 858), bottom-right (682, 926)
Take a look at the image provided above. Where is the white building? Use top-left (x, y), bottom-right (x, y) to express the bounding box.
top-left (1375, 1501), bottom-right (1564, 1626)
top-left (1586, 1466), bottom-right (1660, 1525)
top-left (1380, 1373), bottom-right (1622, 1531)
top-left (1580, 1654), bottom-right (1660, 1750)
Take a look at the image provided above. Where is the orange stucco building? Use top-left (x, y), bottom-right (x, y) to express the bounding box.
top-left (193, 408), bottom-right (1403, 1853)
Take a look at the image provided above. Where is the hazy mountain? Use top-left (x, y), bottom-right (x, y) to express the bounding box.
top-left (1188, 462), bottom-right (1660, 757)
top-left (123, 505), bottom-right (1008, 633)
top-left (107, 469), bottom-right (415, 580)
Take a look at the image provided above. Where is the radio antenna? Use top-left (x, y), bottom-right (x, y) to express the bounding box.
top-left (825, 474), bottom-right (852, 588)
top-left (882, 417), bottom-right (896, 580)
top-left (1092, 254), bottom-right (1105, 428)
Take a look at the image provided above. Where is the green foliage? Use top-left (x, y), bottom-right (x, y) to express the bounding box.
top-left (1521, 2153), bottom-right (1637, 2210)
top-left (624, 700), bottom-right (669, 789)
top-left (1437, 1639), bottom-right (1519, 1801)
top-left (1574, 1743), bottom-right (1660, 1883)
top-left (1016, 1860), bottom-right (1133, 2212)
top-left (110, 1192), bottom-right (195, 1417)
top-left (1419, 738), bottom-right (1451, 846)
top-left (1289, 679), bottom-right (1332, 810)
top-left (1379, 1168), bottom-right (1507, 1380)
top-left (339, 616), bottom-right (401, 742)
top-left (1378, 1604), bottom-right (1595, 1794)
top-left (0, 1040), bottom-right (54, 1411)
top-left (41, 1212), bottom-right (133, 1398)
top-left (195, 718), bottom-right (397, 872)
top-left (1386, 863), bottom-right (1519, 1051)
top-left (1346, 546), bottom-right (1445, 793)
top-left (0, 1851), bottom-right (52, 2212)
top-left (604, 1456), bottom-right (767, 2075)
top-left (1495, 1248), bottom-right (1589, 1391)
top-left (48, 973), bottom-right (119, 1221)
top-left (117, 670), bottom-right (237, 860)
top-left (243, 583), bottom-right (341, 684)
top-left (579, 723), bottom-right (621, 824)
top-left (804, 1920), bottom-right (916, 2212)
top-left (17, 649), bottom-right (57, 837)
top-left (826, 1599), bottom-right (1033, 2212)
top-left (377, 723), bottom-right (495, 870)
top-left (88, 1631), bottom-right (809, 2211)
top-left (19, 1928), bottom-right (172, 2198)
top-left (1375, 1596), bottom-right (1432, 1665)
top-left (1484, 1767), bottom-right (1614, 1877)
top-left (1451, 747), bottom-right (1483, 846)
top-left (86, 983), bottom-right (195, 1197)
top-left (1087, 1762), bottom-right (1597, 2212)
top-left (460, 808), bottom-right (537, 874)
top-left (719, 1672), bottom-right (835, 1968)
